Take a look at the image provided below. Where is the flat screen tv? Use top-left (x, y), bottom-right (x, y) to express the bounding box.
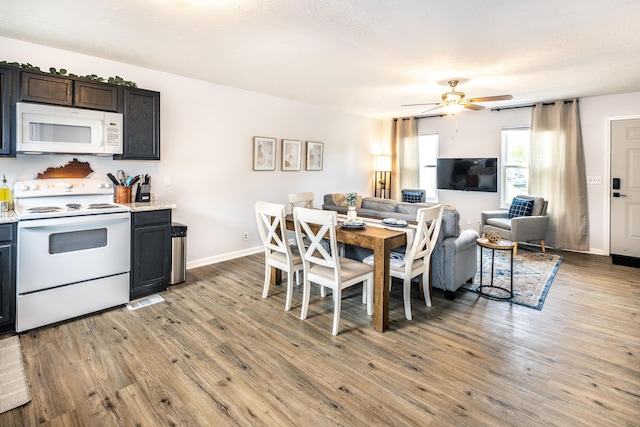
top-left (436, 158), bottom-right (498, 192)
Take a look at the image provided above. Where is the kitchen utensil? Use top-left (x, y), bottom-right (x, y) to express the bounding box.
top-left (128, 175), bottom-right (140, 187)
top-left (107, 173), bottom-right (121, 187)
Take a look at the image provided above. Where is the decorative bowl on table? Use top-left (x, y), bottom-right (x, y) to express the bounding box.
top-left (382, 218), bottom-right (408, 227)
top-left (340, 219), bottom-right (365, 229)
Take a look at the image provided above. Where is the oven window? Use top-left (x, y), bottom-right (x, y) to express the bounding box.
top-left (49, 228), bottom-right (108, 254)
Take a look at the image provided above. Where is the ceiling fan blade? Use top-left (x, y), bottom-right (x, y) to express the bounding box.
top-left (421, 104), bottom-right (444, 114)
top-left (464, 103), bottom-right (485, 111)
top-left (401, 102), bottom-right (438, 107)
top-left (466, 94), bottom-right (513, 103)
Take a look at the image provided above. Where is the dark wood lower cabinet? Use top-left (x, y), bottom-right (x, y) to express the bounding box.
top-left (0, 223), bottom-right (16, 332)
top-left (130, 210), bottom-right (171, 300)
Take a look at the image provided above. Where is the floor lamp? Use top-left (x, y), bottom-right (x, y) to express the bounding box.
top-left (374, 155), bottom-right (392, 199)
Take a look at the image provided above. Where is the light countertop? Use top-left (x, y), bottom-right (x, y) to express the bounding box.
top-left (0, 211), bottom-right (18, 223)
top-left (124, 201), bottom-right (177, 212)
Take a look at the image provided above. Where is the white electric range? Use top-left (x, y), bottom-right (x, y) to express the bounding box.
top-left (14, 178), bottom-right (131, 332)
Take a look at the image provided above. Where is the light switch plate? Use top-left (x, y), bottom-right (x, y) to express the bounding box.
top-left (587, 176), bottom-right (601, 184)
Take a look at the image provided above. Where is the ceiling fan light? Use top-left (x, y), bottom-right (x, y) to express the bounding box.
top-left (443, 102), bottom-right (464, 115)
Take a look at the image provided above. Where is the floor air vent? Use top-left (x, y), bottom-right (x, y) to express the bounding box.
top-left (126, 294), bottom-right (165, 311)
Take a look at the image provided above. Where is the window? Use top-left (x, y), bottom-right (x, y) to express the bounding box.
top-left (501, 126), bottom-right (531, 206)
top-left (418, 133), bottom-right (438, 201)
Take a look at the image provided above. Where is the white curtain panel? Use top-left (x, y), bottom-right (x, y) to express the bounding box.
top-left (391, 117), bottom-right (419, 200)
top-left (529, 99), bottom-right (590, 251)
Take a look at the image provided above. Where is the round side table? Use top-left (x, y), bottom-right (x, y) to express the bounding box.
top-left (476, 237), bottom-right (514, 299)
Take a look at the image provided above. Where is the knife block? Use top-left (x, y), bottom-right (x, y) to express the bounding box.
top-left (135, 183), bottom-right (151, 202)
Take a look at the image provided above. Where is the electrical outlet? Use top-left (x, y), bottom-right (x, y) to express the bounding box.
top-left (243, 232), bottom-right (249, 241)
top-left (587, 176), bottom-right (601, 184)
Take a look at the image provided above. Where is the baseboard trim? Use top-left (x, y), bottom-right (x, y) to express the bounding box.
top-left (187, 246), bottom-right (263, 270)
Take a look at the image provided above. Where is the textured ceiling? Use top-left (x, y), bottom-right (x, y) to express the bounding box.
top-left (1, 0), bottom-right (639, 119)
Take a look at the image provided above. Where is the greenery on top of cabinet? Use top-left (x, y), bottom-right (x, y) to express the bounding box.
top-left (0, 60), bottom-right (137, 87)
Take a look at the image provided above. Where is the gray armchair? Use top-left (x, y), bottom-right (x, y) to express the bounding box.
top-left (481, 195), bottom-right (549, 255)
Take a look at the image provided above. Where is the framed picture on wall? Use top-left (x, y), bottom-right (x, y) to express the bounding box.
top-left (306, 141), bottom-right (324, 171)
top-left (281, 139), bottom-right (301, 171)
top-left (253, 136), bottom-right (276, 171)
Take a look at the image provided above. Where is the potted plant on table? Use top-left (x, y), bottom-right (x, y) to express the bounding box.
top-left (345, 192), bottom-right (359, 222)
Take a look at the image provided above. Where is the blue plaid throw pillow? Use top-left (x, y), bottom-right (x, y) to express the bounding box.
top-left (402, 190), bottom-right (424, 203)
top-left (508, 197), bottom-right (535, 219)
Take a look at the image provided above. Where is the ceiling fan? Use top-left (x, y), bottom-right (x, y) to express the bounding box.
top-left (403, 80), bottom-right (513, 115)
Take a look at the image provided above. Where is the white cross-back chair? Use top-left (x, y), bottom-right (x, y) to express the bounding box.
top-left (287, 192), bottom-right (314, 214)
top-left (364, 205), bottom-right (443, 320)
top-left (255, 201), bottom-right (303, 311)
top-left (293, 207), bottom-right (373, 335)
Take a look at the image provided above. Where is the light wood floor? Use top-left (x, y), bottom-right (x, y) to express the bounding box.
top-left (1, 249), bottom-right (639, 426)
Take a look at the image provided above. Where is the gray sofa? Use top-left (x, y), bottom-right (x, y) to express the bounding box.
top-left (323, 194), bottom-right (479, 299)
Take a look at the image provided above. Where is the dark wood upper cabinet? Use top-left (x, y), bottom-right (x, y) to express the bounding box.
top-left (20, 72), bottom-right (73, 106)
top-left (74, 81), bottom-right (121, 112)
top-left (0, 67), bottom-right (12, 156)
top-left (20, 72), bottom-right (121, 112)
top-left (14, 69), bottom-right (160, 160)
top-left (116, 87), bottom-right (161, 160)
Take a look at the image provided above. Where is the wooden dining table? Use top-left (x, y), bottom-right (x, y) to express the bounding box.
top-left (275, 214), bottom-right (407, 332)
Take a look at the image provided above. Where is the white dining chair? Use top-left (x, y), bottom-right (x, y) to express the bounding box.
top-left (364, 205), bottom-right (443, 320)
top-left (293, 207), bottom-right (373, 335)
top-left (287, 192), bottom-right (314, 214)
top-left (255, 201), bottom-right (304, 311)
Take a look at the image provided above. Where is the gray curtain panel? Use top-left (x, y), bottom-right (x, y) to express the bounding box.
top-left (529, 99), bottom-right (590, 251)
top-left (391, 117), bottom-right (419, 200)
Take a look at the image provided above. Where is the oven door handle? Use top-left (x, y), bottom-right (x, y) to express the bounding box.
top-left (18, 212), bottom-right (130, 229)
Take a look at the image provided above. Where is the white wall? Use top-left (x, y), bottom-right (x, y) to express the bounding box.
top-left (0, 37), bottom-right (384, 268)
top-left (408, 92), bottom-right (640, 255)
top-left (580, 92), bottom-right (640, 254)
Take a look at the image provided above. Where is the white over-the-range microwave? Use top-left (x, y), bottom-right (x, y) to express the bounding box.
top-left (16, 102), bottom-right (123, 155)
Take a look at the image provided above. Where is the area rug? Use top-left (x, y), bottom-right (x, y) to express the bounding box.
top-left (462, 248), bottom-right (562, 310)
top-left (0, 336), bottom-right (31, 413)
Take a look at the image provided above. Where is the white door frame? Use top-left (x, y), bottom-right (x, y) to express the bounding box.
top-left (604, 114), bottom-right (640, 256)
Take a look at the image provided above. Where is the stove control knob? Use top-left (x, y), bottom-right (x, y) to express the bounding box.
top-left (29, 183), bottom-right (39, 191)
top-left (20, 184), bottom-right (29, 191)
top-left (65, 182), bottom-right (74, 190)
top-left (97, 181), bottom-right (105, 188)
top-left (104, 182), bottom-right (111, 189)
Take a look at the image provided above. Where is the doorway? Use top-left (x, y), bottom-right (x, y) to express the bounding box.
top-left (610, 118), bottom-right (640, 267)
